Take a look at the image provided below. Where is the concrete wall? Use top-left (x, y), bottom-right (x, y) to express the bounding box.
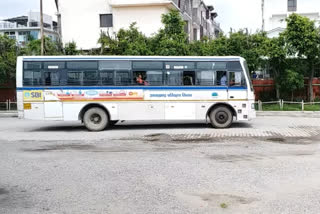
top-left (113, 6), bottom-right (170, 37)
top-left (59, 0), bottom-right (113, 50)
top-left (265, 0), bottom-right (320, 33)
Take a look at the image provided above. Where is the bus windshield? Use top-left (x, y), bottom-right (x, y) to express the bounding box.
top-left (243, 60), bottom-right (253, 91)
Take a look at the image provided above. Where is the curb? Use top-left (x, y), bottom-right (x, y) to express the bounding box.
top-left (0, 111), bottom-right (18, 118)
top-left (257, 111), bottom-right (320, 118)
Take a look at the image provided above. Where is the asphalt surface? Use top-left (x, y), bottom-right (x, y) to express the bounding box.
top-left (0, 117), bottom-right (320, 214)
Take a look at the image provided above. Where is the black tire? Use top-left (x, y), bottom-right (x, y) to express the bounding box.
top-left (209, 106), bottom-right (233, 128)
top-left (110, 120), bottom-right (119, 126)
top-left (83, 107), bottom-right (109, 131)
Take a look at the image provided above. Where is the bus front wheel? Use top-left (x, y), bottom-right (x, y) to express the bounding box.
top-left (209, 106), bottom-right (233, 128)
top-left (83, 107), bottom-right (109, 131)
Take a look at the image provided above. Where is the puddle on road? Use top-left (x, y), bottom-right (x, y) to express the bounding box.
top-left (22, 143), bottom-right (187, 153)
top-left (265, 137), bottom-right (315, 145)
top-left (0, 188), bottom-right (9, 195)
top-left (23, 144), bottom-right (97, 152)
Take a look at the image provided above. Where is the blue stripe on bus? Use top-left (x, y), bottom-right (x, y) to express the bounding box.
top-left (23, 57), bottom-right (241, 62)
top-left (17, 86), bottom-right (247, 90)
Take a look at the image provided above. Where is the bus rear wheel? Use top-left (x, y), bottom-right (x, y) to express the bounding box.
top-left (83, 107), bottom-right (109, 131)
top-left (209, 106), bottom-right (233, 128)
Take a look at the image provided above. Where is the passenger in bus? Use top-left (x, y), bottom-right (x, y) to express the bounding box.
top-left (136, 74), bottom-right (144, 85)
top-left (220, 72), bottom-right (227, 86)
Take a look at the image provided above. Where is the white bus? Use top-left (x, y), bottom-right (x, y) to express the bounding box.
top-left (16, 56), bottom-right (256, 131)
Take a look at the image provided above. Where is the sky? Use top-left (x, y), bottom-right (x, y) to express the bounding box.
top-left (0, 0), bottom-right (262, 33)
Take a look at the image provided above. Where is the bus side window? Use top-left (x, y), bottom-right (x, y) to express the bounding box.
top-left (166, 71), bottom-right (183, 86)
top-left (197, 71), bottom-right (215, 86)
top-left (44, 71), bottom-right (59, 86)
top-left (229, 71), bottom-right (244, 87)
top-left (133, 71), bottom-right (147, 85)
top-left (216, 70), bottom-right (227, 86)
top-left (23, 70), bottom-right (33, 86)
top-left (146, 71), bottom-right (163, 86)
top-left (67, 71), bottom-right (83, 86)
top-left (83, 71), bottom-right (99, 86)
top-left (183, 71), bottom-right (195, 86)
top-left (115, 71), bottom-right (130, 86)
top-left (100, 71), bottom-right (114, 85)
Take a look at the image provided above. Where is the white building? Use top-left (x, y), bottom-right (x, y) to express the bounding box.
top-left (0, 12), bottom-right (59, 46)
top-left (264, 0), bottom-right (320, 38)
top-left (57, 0), bottom-right (221, 50)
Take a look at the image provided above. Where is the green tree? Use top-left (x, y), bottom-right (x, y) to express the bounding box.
top-left (0, 35), bottom-right (17, 84)
top-left (98, 23), bottom-right (151, 55)
top-left (263, 35), bottom-right (287, 99)
top-left (64, 41), bottom-right (79, 55)
top-left (280, 69), bottom-right (305, 101)
top-left (151, 10), bottom-right (190, 56)
top-left (24, 37), bottom-right (62, 55)
top-left (116, 23), bottom-right (152, 55)
top-left (283, 13), bottom-right (320, 101)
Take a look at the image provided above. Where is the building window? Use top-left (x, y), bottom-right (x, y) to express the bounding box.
top-left (288, 0), bottom-right (297, 12)
top-left (178, 0), bottom-right (181, 8)
top-left (100, 14), bottom-right (113, 28)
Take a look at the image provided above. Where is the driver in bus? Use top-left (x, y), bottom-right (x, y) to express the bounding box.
top-left (220, 72), bottom-right (227, 86)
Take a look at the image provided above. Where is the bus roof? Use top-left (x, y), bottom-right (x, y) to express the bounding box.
top-left (20, 55), bottom-right (244, 62)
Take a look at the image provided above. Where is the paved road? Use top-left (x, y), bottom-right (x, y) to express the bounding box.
top-left (1, 117), bottom-right (320, 214)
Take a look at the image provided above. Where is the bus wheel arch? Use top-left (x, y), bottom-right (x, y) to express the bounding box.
top-left (207, 103), bottom-right (236, 128)
top-left (79, 104), bottom-right (111, 131)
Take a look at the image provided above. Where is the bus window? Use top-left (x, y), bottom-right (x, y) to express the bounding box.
top-left (44, 71), bottom-right (59, 86)
top-left (132, 61), bottom-right (163, 70)
top-left (99, 61), bottom-right (131, 70)
top-left (229, 71), bottom-right (246, 87)
top-left (183, 71), bottom-right (195, 86)
top-left (23, 62), bottom-right (42, 86)
top-left (197, 71), bottom-right (215, 86)
top-left (133, 71), bottom-right (147, 85)
top-left (133, 70), bottom-right (163, 86)
top-left (115, 71), bottom-right (130, 86)
top-left (166, 71), bottom-right (183, 86)
top-left (67, 61), bottom-right (98, 70)
top-left (100, 71), bottom-right (114, 85)
top-left (146, 71), bottom-right (163, 86)
top-left (67, 71), bottom-right (83, 86)
top-left (216, 71), bottom-right (227, 86)
top-left (229, 72), bottom-right (241, 86)
top-left (33, 71), bottom-right (42, 86)
top-left (83, 71), bottom-right (99, 86)
top-left (23, 70), bottom-right (33, 86)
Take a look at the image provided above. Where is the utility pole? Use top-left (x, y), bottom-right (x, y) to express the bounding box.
top-left (40, 0), bottom-right (44, 55)
top-left (261, 0), bottom-right (265, 31)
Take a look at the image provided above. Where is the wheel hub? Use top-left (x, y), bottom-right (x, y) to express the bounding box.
top-left (90, 114), bottom-right (101, 124)
top-left (215, 111), bottom-right (228, 124)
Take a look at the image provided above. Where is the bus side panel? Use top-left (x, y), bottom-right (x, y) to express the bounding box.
top-left (165, 103), bottom-right (196, 120)
top-left (62, 102), bottom-right (119, 121)
top-left (118, 103), bottom-right (164, 120)
top-left (17, 91), bottom-right (24, 119)
top-left (23, 103), bottom-right (45, 120)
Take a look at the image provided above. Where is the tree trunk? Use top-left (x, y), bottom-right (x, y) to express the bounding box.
top-left (275, 70), bottom-right (280, 99)
top-left (309, 63), bottom-right (315, 102)
top-left (276, 84), bottom-right (280, 100)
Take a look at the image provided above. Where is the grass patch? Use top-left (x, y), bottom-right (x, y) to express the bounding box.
top-left (304, 104), bottom-right (320, 111)
top-left (220, 203), bottom-right (228, 209)
top-left (282, 103), bottom-right (302, 111)
top-left (262, 104), bottom-right (281, 111)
